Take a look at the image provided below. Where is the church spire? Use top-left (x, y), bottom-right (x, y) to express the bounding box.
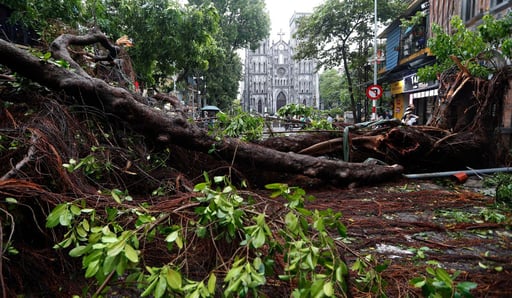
top-left (277, 29), bottom-right (285, 41)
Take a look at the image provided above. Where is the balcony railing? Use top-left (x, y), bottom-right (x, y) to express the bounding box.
top-left (400, 25), bottom-right (427, 61)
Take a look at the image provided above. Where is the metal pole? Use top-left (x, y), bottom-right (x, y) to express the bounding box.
top-left (372, 0), bottom-right (378, 120)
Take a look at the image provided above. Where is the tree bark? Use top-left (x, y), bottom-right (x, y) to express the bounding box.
top-left (0, 34), bottom-right (403, 187)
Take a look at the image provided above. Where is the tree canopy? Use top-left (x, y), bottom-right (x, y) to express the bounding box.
top-left (319, 69), bottom-right (346, 110)
top-left (187, 0), bottom-right (270, 109)
top-left (1, 0), bottom-right (270, 102)
top-left (189, 0), bottom-right (270, 52)
top-left (418, 13), bottom-right (512, 82)
top-left (293, 0), bottom-right (405, 121)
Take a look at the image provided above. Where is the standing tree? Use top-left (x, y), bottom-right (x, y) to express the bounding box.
top-left (188, 0), bottom-right (270, 109)
top-left (2, 0), bottom-right (224, 91)
top-left (1, 0), bottom-right (86, 43)
top-left (90, 0), bottom-right (223, 90)
top-left (319, 69), bottom-right (345, 110)
top-left (294, 0), bottom-right (405, 122)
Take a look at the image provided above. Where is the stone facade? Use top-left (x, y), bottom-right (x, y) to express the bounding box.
top-left (242, 12), bottom-right (320, 115)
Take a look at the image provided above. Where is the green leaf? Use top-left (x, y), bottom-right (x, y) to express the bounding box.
top-left (59, 208), bottom-right (73, 226)
top-left (111, 190), bottom-right (122, 204)
top-left (225, 263), bottom-right (243, 281)
top-left (124, 244), bottom-right (139, 263)
top-left (175, 234), bottom-right (183, 249)
top-left (335, 264), bottom-right (348, 282)
top-left (457, 281), bottom-right (478, 293)
top-left (207, 273), bottom-right (217, 293)
top-left (165, 268), bottom-right (182, 289)
top-left (101, 234), bottom-right (118, 243)
top-left (5, 197), bottom-right (17, 204)
top-left (70, 204), bottom-right (81, 216)
top-left (68, 245), bottom-right (89, 257)
top-left (285, 212), bottom-right (298, 231)
top-left (154, 275), bottom-right (167, 298)
top-left (46, 204), bottom-right (67, 228)
top-left (165, 231), bottom-right (179, 243)
top-left (310, 279), bottom-right (324, 298)
top-left (82, 249), bottom-right (102, 267)
top-left (435, 268), bottom-right (453, 286)
top-left (103, 254), bottom-right (117, 274)
top-left (323, 281), bottom-right (334, 297)
top-left (306, 251), bottom-right (317, 269)
top-left (375, 260), bottom-right (390, 273)
top-left (107, 240), bottom-right (126, 257)
top-left (196, 226), bottom-right (207, 238)
top-left (92, 243), bottom-right (106, 250)
top-left (410, 277), bottom-right (426, 288)
top-left (426, 266), bottom-right (436, 276)
top-left (81, 219), bottom-right (90, 231)
top-left (85, 259), bottom-right (100, 278)
top-left (116, 255), bottom-right (128, 276)
top-left (141, 278), bottom-right (158, 297)
top-left (53, 237), bottom-right (72, 249)
top-left (225, 278), bottom-right (242, 294)
top-left (252, 229), bottom-right (266, 248)
top-left (76, 225), bottom-right (88, 238)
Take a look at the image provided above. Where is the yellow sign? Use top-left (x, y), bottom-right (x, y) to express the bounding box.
top-left (390, 81), bottom-right (403, 95)
top-left (393, 95), bottom-right (404, 119)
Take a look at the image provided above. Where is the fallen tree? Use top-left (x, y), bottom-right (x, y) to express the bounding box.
top-left (260, 59), bottom-right (511, 173)
top-left (1, 30), bottom-right (511, 298)
top-left (0, 33), bottom-right (403, 187)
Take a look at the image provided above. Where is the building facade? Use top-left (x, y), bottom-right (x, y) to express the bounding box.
top-left (378, 0), bottom-right (511, 124)
top-left (242, 12), bottom-right (320, 115)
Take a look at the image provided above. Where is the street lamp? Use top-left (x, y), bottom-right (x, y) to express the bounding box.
top-left (372, 0), bottom-right (378, 120)
top-left (193, 76), bottom-right (204, 117)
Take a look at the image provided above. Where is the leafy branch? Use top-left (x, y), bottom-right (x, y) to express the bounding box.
top-left (45, 173), bottom-right (392, 297)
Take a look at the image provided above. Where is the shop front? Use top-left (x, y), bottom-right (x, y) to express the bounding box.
top-left (402, 73), bottom-right (438, 125)
top-left (390, 73), bottom-right (438, 124)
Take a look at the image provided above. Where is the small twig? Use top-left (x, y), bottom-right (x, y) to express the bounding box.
top-left (210, 227), bottom-right (230, 272)
top-left (1, 134), bottom-right (38, 181)
top-left (412, 235), bottom-right (456, 248)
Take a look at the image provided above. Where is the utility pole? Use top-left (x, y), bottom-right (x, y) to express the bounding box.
top-left (372, 0), bottom-right (378, 120)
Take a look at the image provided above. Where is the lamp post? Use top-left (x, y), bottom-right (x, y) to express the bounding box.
top-left (372, 0), bottom-right (378, 120)
top-left (193, 76), bottom-right (204, 117)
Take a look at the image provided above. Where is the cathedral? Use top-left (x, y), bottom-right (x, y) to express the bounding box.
top-left (242, 12), bottom-right (320, 115)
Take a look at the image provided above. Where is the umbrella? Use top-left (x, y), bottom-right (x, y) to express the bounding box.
top-left (201, 105), bottom-right (221, 112)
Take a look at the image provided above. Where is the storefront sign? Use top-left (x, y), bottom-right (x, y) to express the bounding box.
top-left (390, 81), bottom-right (403, 95)
top-left (403, 73), bottom-right (436, 92)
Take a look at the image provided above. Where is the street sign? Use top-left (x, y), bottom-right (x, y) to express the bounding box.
top-left (366, 84), bottom-right (383, 100)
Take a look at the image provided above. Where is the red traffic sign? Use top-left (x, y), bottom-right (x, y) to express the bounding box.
top-left (366, 84), bottom-right (383, 100)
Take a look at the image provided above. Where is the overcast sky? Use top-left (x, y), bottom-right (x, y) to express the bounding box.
top-left (265, 0), bottom-right (325, 42)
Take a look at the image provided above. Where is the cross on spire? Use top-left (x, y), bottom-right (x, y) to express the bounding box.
top-left (277, 29), bottom-right (285, 40)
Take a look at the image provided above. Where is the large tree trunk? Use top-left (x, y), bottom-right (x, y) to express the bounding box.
top-left (0, 34), bottom-right (403, 187)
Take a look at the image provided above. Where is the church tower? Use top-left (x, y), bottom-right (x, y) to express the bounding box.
top-left (243, 12), bottom-right (320, 114)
